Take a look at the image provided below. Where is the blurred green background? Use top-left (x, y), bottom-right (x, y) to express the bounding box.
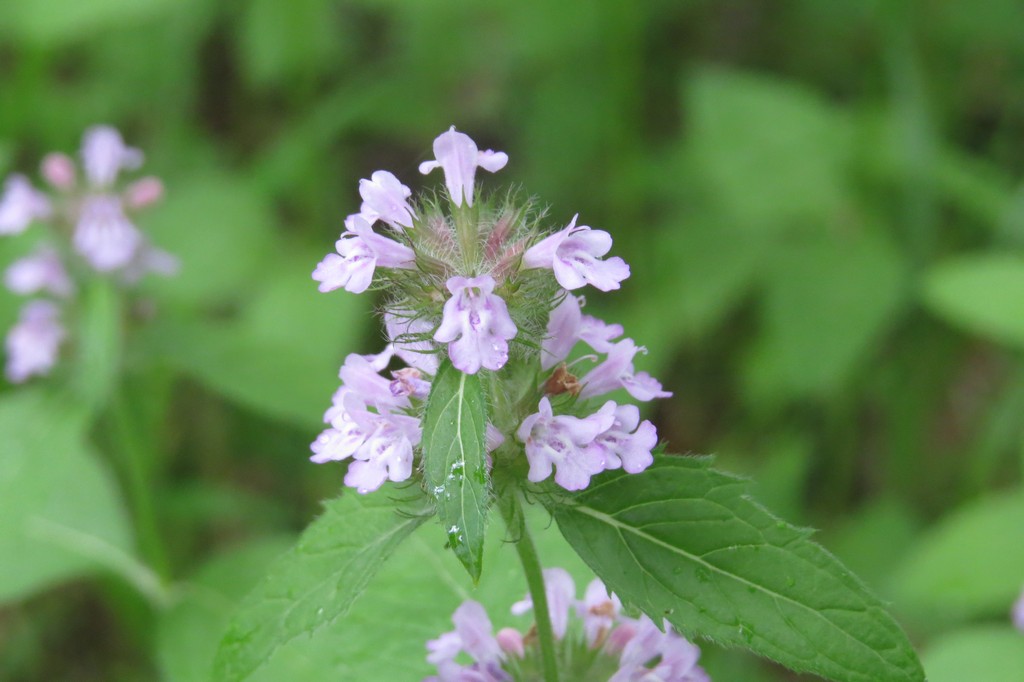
top-left (1, 0), bottom-right (1024, 680)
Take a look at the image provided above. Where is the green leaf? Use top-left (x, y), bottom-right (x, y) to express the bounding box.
top-left (217, 503), bottom-right (591, 680)
top-left (212, 488), bottom-right (431, 682)
top-left (0, 390), bottom-right (134, 604)
top-left (139, 171), bottom-right (278, 309)
top-left (922, 255), bottom-right (1024, 348)
top-left (922, 626), bottom-right (1024, 682)
top-left (0, 0), bottom-right (178, 45)
top-left (744, 232), bottom-right (905, 400)
top-left (144, 247), bottom-right (367, 428)
top-left (686, 68), bottom-right (853, 231)
top-left (548, 456), bottom-right (925, 682)
top-left (157, 536), bottom-right (295, 682)
top-left (890, 489), bottom-right (1024, 621)
top-left (421, 358), bottom-right (489, 582)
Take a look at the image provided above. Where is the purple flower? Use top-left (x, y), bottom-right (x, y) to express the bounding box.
top-left (1014, 589), bottom-right (1024, 633)
top-left (310, 393), bottom-right (420, 493)
top-left (0, 175), bottom-right (51, 235)
top-left (124, 176), bottom-right (164, 209)
top-left (522, 214), bottom-right (630, 292)
top-left (579, 339), bottom-right (671, 402)
top-left (5, 246), bottom-right (74, 297)
top-left (311, 348), bottom-right (423, 493)
top-left (433, 275), bottom-right (517, 374)
top-left (5, 300), bottom-right (65, 383)
top-left (577, 578), bottom-right (622, 647)
top-left (425, 601), bottom-right (509, 682)
top-left (541, 294), bottom-right (624, 370)
top-left (120, 244), bottom-right (180, 284)
top-left (41, 153), bottom-right (76, 190)
top-left (359, 170), bottom-right (415, 230)
top-left (334, 346), bottom-right (407, 413)
top-left (73, 194), bottom-right (143, 271)
top-left (312, 214), bottom-right (415, 294)
top-left (385, 311), bottom-right (440, 374)
top-left (81, 125), bottom-right (142, 188)
top-left (516, 397), bottom-right (614, 491)
top-left (589, 403), bottom-right (657, 474)
top-left (419, 127), bottom-right (508, 207)
top-left (510, 567), bottom-right (577, 639)
top-left (610, 616), bottom-right (708, 682)
top-left (390, 367), bottom-right (431, 400)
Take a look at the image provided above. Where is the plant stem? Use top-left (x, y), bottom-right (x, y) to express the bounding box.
top-left (501, 491), bottom-right (559, 682)
top-left (110, 387), bottom-right (171, 586)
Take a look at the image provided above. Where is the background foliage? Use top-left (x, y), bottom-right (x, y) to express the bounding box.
top-left (1, 0), bottom-right (1023, 679)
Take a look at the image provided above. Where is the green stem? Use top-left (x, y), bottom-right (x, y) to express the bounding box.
top-left (110, 388), bottom-right (171, 586)
top-left (501, 491), bottom-right (559, 682)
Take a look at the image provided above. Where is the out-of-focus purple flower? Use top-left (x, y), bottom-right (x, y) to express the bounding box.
top-left (5, 300), bottom-right (65, 383)
top-left (0, 175), bottom-right (51, 235)
top-left (516, 397), bottom-right (613, 491)
top-left (5, 246), bottom-right (74, 297)
top-left (1013, 589), bottom-right (1024, 633)
top-left (41, 153), bottom-right (76, 190)
top-left (73, 194), bottom-right (143, 272)
top-left (313, 215), bottom-right (415, 294)
top-left (541, 294), bottom-right (624, 370)
top-left (510, 567), bottom-right (576, 639)
top-left (124, 176), bottom-right (164, 209)
top-left (522, 214), bottom-right (630, 292)
top-left (588, 402), bottom-right (657, 474)
top-left (433, 274), bottom-right (517, 374)
top-left (578, 578), bottom-right (622, 647)
top-left (425, 600), bottom-right (509, 682)
top-left (385, 311), bottom-right (440, 374)
top-left (494, 628), bottom-right (523, 658)
top-left (120, 245), bottom-right (180, 284)
top-left (359, 170), bottom-right (415, 230)
top-left (81, 125), bottom-right (142, 188)
top-left (579, 338), bottom-right (671, 402)
top-left (419, 127), bottom-right (508, 207)
top-left (610, 615), bottom-right (708, 682)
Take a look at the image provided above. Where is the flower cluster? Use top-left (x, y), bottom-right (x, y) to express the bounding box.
top-left (424, 568), bottom-right (710, 681)
top-left (0, 126), bottom-right (174, 382)
top-left (312, 127), bottom-right (671, 493)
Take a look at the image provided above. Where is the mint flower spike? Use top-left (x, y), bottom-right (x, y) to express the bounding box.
top-left (522, 214), bottom-right (630, 292)
top-left (433, 274), bottom-right (517, 374)
top-left (426, 571), bottom-right (710, 682)
top-left (5, 300), bottom-right (65, 383)
top-left (418, 126), bottom-right (508, 207)
top-left (312, 214), bottom-right (415, 294)
top-left (0, 175), bottom-right (51, 235)
top-left (358, 170), bottom-right (416, 230)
